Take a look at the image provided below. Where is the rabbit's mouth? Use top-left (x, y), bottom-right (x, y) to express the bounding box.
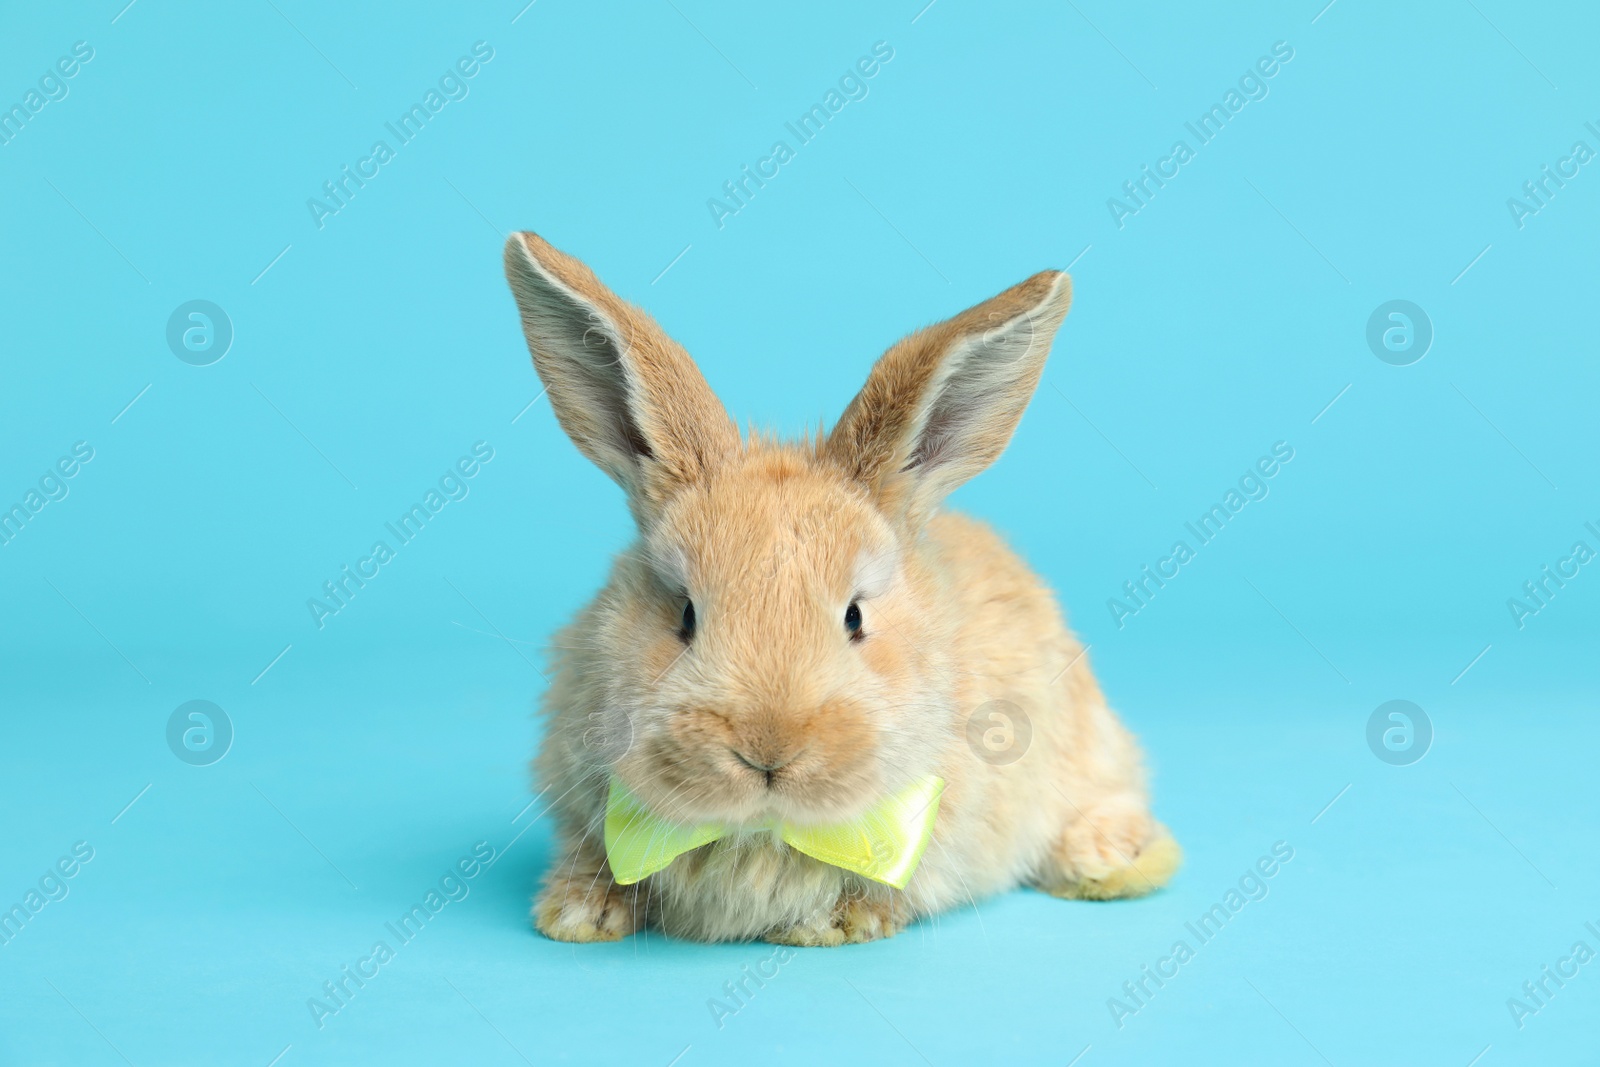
top-left (618, 737), bottom-right (883, 829)
top-left (730, 744), bottom-right (807, 786)
top-left (725, 745), bottom-right (841, 815)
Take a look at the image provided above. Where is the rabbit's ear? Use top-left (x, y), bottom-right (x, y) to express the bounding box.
top-left (827, 271), bottom-right (1071, 526)
top-left (505, 232), bottom-right (739, 524)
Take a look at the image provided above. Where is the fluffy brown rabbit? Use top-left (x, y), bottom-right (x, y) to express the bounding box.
top-left (504, 231), bottom-right (1180, 945)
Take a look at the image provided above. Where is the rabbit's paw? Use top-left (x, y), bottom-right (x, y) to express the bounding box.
top-left (1036, 801), bottom-right (1181, 901)
top-left (765, 891), bottom-right (908, 947)
top-left (532, 870), bottom-right (643, 943)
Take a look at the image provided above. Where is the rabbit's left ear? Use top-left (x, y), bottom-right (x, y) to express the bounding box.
top-left (826, 271), bottom-right (1071, 527)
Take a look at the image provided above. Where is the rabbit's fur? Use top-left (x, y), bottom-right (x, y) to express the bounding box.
top-left (505, 232), bottom-right (1179, 945)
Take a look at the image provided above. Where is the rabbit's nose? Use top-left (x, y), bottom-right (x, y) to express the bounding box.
top-left (731, 747), bottom-right (796, 775)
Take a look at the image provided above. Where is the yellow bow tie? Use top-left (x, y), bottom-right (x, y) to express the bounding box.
top-left (604, 775), bottom-right (945, 889)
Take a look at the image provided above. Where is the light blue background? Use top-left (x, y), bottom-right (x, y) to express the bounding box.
top-left (2, 1), bottom-right (1597, 1064)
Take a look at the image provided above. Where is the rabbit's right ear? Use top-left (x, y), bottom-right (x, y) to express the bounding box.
top-left (504, 232), bottom-right (739, 524)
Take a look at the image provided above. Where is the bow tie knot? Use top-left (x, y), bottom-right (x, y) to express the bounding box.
top-left (604, 775), bottom-right (945, 889)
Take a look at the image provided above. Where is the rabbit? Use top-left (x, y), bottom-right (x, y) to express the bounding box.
top-left (504, 231), bottom-right (1180, 945)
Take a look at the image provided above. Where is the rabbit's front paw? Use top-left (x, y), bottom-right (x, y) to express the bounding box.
top-left (532, 869), bottom-right (643, 943)
top-left (765, 890), bottom-right (909, 947)
top-left (1036, 799), bottom-right (1181, 901)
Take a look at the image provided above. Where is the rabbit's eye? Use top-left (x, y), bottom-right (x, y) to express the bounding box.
top-left (844, 601), bottom-right (863, 640)
top-left (679, 600), bottom-right (696, 642)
